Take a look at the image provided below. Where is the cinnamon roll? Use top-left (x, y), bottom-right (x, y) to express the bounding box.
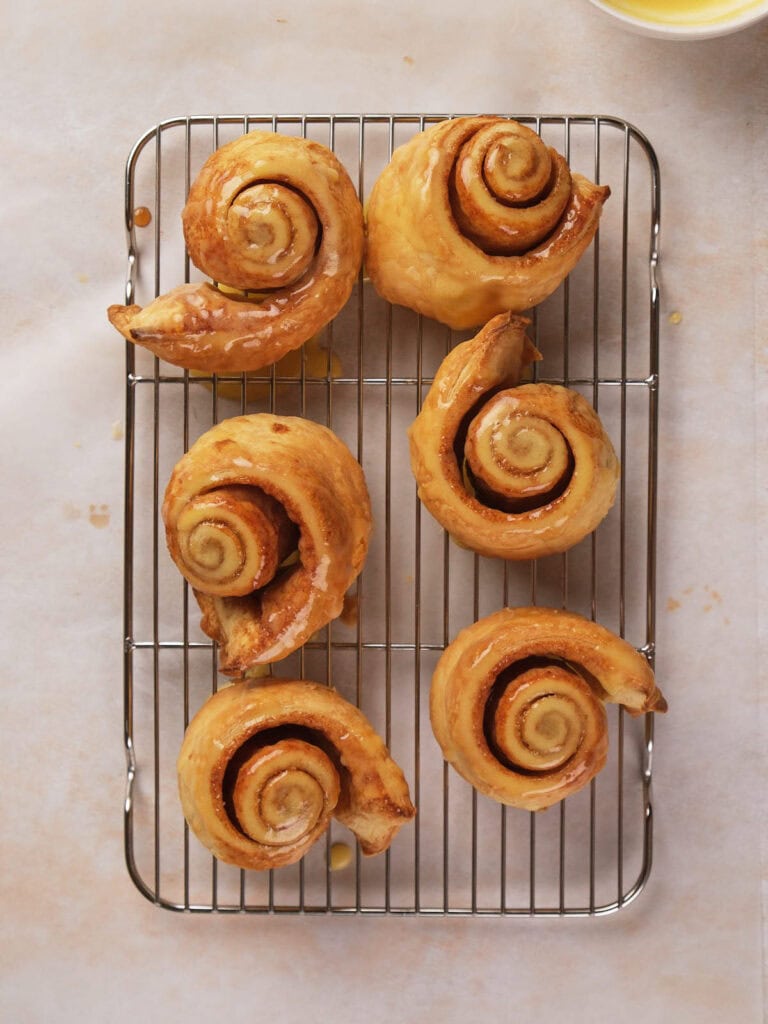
top-left (430, 607), bottom-right (667, 811)
top-left (163, 414), bottom-right (371, 674)
top-left (108, 130), bottom-right (364, 373)
top-left (365, 116), bottom-right (610, 328)
top-left (178, 678), bottom-right (416, 870)
top-left (408, 313), bottom-right (619, 559)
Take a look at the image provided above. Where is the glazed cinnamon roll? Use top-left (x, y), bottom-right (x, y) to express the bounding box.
top-left (163, 414), bottom-right (371, 674)
top-left (365, 116), bottom-right (610, 328)
top-left (408, 313), bottom-right (619, 559)
top-left (108, 130), bottom-right (364, 373)
top-left (178, 678), bottom-right (416, 870)
top-left (430, 607), bottom-right (667, 811)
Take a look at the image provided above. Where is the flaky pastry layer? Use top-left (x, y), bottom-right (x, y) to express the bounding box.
top-left (408, 313), bottom-right (619, 559)
top-left (162, 414), bottom-right (371, 673)
top-left (178, 678), bottom-right (416, 870)
top-left (365, 116), bottom-right (610, 328)
top-left (108, 130), bottom-right (364, 372)
top-left (430, 607), bottom-right (667, 811)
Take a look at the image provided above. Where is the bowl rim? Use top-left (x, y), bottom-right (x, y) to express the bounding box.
top-left (587, 0), bottom-right (768, 37)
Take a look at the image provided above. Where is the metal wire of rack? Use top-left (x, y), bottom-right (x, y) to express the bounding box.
top-left (119, 113), bottom-right (661, 916)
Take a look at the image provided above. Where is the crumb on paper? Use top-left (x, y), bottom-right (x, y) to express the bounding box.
top-left (668, 585), bottom-right (724, 614)
top-left (77, 273), bottom-right (89, 284)
top-left (668, 311), bottom-right (683, 325)
top-left (276, 16), bottom-right (288, 22)
top-left (111, 420), bottom-right (124, 441)
top-left (74, 441), bottom-right (82, 448)
top-left (63, 502), bottom-right (82, 521)
top-left (329, 842), bottom-right (352, 871)
top-left (403, 55), bottom-right (414, 65)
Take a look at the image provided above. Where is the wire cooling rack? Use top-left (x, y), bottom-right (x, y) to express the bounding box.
top-left (119, 113), bottom-right (661, 915)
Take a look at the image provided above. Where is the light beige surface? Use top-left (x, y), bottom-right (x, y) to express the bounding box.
top-left (1, 1), bottom-right (765, 1021)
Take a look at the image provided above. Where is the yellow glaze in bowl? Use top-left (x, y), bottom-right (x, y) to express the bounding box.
top-left (588, 0), bottom-right (768, 37)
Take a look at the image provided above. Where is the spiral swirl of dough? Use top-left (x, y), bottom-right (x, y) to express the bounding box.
top-left (464, 391), bottom-right (574, 512)
top-left (450, 119), bottom-right (573, 255)
top-left (408, 313), bottom-right (619, 559)
top-left (108, 130), bottom-right (364, 373)
top-left (488, 666), bottom-right (606, 775)
top-left (163, 414), bottom-right (372, 674)
top-left (365, 116), bottom-right (610, 329)
top-left (229, 739), bottom-right (340, 853)
top-left (192, 181), bottom-right (320, 292)
top-left (430, 607), bottom-right (667, 811)
top-left (178, 679), bottom-right (416, 870)
top-left (174, 485), bottom-right (298, 597)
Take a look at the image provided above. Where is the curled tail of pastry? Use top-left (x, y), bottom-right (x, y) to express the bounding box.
top-left (163, 413), bottom-right (372, 673)
top-left (430, 607), bottom-right (667, 811)
top-left (178, 678), bottom-right (416, 869)
top-left (108, 130), bottom-right (364, 373)
top-left (365, 115), bottom-right (610, 329)
top-left (408, 314), bottom-right (618, 559)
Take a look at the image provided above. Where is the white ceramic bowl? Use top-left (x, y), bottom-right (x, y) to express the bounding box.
top-left (588, 0), bottom-right (768, 39)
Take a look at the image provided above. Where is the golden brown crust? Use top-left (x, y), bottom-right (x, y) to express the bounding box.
top-left (108, 131), bottom-right (364, 372)
top-left (365, 116), bottom-right (610, 329)
top-left (408, 313), bottom-right (619, 559)
top-left (178, 678), bottom-right (416, 869)
top-left (430, 607), bottom-right (667, 812)
top-left (162, 414), bottom-right (372, 673)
